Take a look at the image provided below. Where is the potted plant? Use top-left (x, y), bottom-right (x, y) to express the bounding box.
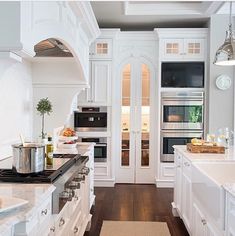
top-left (36, 97), bottom-right (53, 140)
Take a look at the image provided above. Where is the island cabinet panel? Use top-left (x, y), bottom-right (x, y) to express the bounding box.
top-left (173, 147), bottom-right (227, 236)
top-left (181, 157), bottom-right (192, 233)
top-left (226, 193), bottom-right (235, 236)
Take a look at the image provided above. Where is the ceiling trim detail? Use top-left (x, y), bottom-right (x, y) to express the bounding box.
top-left (124, 1), bottom-right (223, 16)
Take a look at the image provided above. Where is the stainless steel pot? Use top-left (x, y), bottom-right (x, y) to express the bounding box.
top-left (12, 143), bottom-right (45, 174)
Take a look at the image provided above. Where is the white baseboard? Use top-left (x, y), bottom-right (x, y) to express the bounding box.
top-left (156, 179), bottom-right (174, 188)
top-left (94, 178), bottom-right (115, 187)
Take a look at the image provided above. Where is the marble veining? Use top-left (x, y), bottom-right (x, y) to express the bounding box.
top-left (224, 183), bottom-right (235, 198)
top-left (0, 183), bottom-right (55, 233)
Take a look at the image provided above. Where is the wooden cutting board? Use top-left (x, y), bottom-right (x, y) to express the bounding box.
top-left (187, 143), bottom-right (225, 154)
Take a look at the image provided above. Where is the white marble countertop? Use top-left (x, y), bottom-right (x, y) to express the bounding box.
top-left (0, 142), bottom-right (94, 234)
top-left (174, 145), bottom-right (235, 162)
top-left (224, 183), bottom-right (235, 198)
top-left (174, 145), bottom-right (235, 198)
top-left (0, 183), bottom-right (55, 234)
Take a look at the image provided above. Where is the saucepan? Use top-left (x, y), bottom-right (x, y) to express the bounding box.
top-left (12, 143), bottom-right (45, 174)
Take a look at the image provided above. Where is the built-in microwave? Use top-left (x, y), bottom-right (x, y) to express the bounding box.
top-left (161, 62), bottom-right (204, 88)
top-left (74, 107), bottom-right (107, 132)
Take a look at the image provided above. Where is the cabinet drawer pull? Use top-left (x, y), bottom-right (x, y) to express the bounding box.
top-left (74, 226), bottom-right (79, 233)
top-left (177, 164), bottom-right (181, 168)
top-left (50, 226), bottom-right (55, 232)
top-left (184, 162), bottom-right (190, 167)
top-left (59, 217), bottom-right (65, 227)
top-left (41, 209), bottom-right (47, 215)
top-left (201, 219), bottom-right (207, 225)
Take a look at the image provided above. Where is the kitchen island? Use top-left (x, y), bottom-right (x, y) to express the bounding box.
top-left (173, 145), bottom-right (235, 236)
top-left (0, 143), bottom-right (95, 236)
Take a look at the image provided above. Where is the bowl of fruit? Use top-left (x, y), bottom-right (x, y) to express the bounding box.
top-left (59, 128), bottom-right (77, 141)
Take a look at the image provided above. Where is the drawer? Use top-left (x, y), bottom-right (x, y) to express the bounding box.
top-left (182, 157), bottom-right (192, 178)
top-left (54, 215), bottom-right (70, 236)
top-left (70, 211), bottom-right (82, 236)
top-left (38, 197), bottom-right (52, 225)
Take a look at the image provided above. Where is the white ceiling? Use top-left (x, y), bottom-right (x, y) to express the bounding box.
top-left (91, 1), bottom-right (226, 30)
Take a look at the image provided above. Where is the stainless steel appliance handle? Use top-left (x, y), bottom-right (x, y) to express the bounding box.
top-left (95, 143), bottom-right (107, 147)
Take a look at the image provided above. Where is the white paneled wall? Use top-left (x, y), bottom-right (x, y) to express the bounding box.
top-left (0, 59), bottom-right (32, 159)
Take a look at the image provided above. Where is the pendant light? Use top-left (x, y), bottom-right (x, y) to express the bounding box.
top-left (214, 1), bottom-right (235, 66)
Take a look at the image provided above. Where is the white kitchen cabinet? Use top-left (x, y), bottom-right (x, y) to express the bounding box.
top-left (84, 147), bottom-right (95, 209)
top-left (226, 192), bottom-right (235, 236)
top-left (89, 38), bottom-right (113, 59)
top-left (161, 38), bottom-right (205, 61)
top-left (192, 202), bottom-right (219, 236)
top-left (173, 151), bottom-right (182, 215)
top-left (181, 157), bottom-right (192, 233)
top-left (77, 61), bottom-right (112, 106)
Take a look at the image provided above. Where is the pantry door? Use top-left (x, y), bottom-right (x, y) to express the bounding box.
top-left (116, 58), bottom-right (155, 183)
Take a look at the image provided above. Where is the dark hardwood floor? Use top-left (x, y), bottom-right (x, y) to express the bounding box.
top-left (84, 184), bottom-right (189, 236)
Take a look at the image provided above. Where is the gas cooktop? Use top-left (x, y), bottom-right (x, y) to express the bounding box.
top-left (0, 154), bottom-right (86, 183)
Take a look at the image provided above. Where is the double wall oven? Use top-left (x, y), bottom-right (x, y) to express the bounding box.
top-left (161, 92), bottom-right (204, 162)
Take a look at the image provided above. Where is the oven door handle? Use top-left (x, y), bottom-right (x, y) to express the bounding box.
top-left (95, 143), bottom-right (107, 147)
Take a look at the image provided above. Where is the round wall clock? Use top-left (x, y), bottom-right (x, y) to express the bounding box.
top-left (216, 75), bottom-right (232, 90)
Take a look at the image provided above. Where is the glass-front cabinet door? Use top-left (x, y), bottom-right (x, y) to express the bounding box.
top-left (117, 59), bottom-right (154, 184)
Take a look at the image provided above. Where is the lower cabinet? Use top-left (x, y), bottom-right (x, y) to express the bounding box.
top-left (192, 202), bottom-right (220, 236)
top-left (181, 158), bottom-right (192, 232)
top-left (173, 149), bottom-right (226, 236)
top-left (226, 192), bottom-right (235, 236)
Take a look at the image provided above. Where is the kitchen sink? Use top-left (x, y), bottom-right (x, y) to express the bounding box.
top-left (192, 162), bottom-right (235, 231)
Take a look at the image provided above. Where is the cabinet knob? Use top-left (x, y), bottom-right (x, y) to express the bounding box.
top-left (59, 217), bottom-right (65, 227)
top-left (201, 219), bottom-right (207, 225)
top-left (74, 226), bottom-right (79, 233)
top-left (50, 226), bottom-right (55, 232)
top-left (41, 209), bottom-right (48, 215)
top-left (177, 164), bottom-right (181, 168)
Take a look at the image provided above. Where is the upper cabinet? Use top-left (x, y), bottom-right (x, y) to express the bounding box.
top-left (89, 38), bottom-right (113, 60)
top-left (156, 28), bottom-right (207, 61)
top-left (77, 61), bottom-right (112, 106)
top-left (162, 38), bottom-right (205, 60)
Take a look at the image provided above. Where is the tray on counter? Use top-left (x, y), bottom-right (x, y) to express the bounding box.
top-left (187, 143), bottom-right (225, 154)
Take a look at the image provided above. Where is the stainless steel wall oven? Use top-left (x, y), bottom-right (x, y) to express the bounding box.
top-left (81, 138), bottom-right (107, 163)
top-left (160, 92), bottom-right (204, 162)
top-left (161, 130), bottom-right (203, 162)
top-left (161, 92), bottom-right (204, 130)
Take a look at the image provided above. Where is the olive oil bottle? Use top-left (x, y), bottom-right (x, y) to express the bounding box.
top-left (46, 136), bottom-right (53, 166)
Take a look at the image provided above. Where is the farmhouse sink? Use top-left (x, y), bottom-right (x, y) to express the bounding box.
top-left (192, 162), bottom-right (235, 231)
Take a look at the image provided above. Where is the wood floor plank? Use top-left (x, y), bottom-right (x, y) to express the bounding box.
top-left (84, 184), bottom-right (189, 236)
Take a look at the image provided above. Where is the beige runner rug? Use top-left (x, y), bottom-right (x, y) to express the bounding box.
top-left (100, 221), bottom-right (171, 236)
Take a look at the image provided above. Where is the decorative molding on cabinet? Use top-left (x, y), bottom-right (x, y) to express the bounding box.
top-left (0, 52), bottom-right (22, 62)
top-left (155, 28), bottom-right (208, 39)
top-left (33, 83), bottom-right (89, 89)
top-left (94, 178), bottom-right (115, 187)
top-left (155, 178), bottom-right (174, 188)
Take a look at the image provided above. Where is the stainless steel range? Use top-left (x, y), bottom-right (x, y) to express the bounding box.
top-left (0, 154), bottom-right (89, 214)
